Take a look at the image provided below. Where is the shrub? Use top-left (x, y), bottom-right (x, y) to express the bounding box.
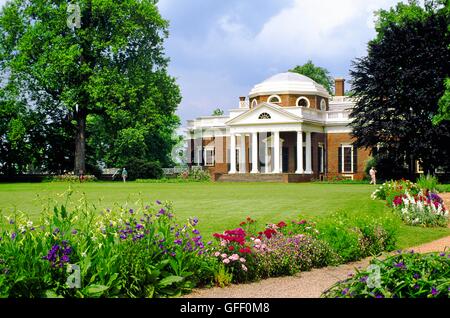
top-left (371, 179), bottom-right (420, 201)
top-left (0, 198), bottom-right (215, 298)
top-left (322, 251), bottom-right (450, 298)
top-left (51, 174), bottom-right (97, 182)
top-left (178, 169), bottom-right (211, 181)
top-left (122, 158), bottom-right (163, 180)
top-left (416, 174), bottom-right (438, 192)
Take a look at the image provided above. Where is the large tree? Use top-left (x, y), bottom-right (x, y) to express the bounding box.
top-left (0, 0), bottom-right (180, 174)
top-left (290, 60), bottom-right (334, 94)
top-left (350, 1), bottom-right (450, 178)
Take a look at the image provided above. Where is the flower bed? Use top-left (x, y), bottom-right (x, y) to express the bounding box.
top-left (392, 192), bottom-right (448, 227)
top-left (322, 251), bottom-right (450, 298)
top-left (50, 174), bottom-right (97, 182)
top-left (0, 201), bottom-right (215, 297)
top-left (211, 215), bottom-right (397, 284)
top-left (0, 196), bottom-right (399, 297)
top-left (371, 179), bottom-right (449, 227)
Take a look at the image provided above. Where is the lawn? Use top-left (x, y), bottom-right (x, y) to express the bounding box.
top-left (0, 182), bottom-right (448, 248)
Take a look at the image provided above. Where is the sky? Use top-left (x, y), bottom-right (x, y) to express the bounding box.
top-left (0, 0), bottom-right (406, 127)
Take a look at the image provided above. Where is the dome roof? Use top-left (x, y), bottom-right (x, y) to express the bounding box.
top-left (249, 72), bottom-right (330, 98)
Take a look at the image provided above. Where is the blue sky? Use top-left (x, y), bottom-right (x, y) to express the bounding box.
top-left (157, 0), bottom-right (406, 126)
top-left (0, 0), bottom-right (405, 127)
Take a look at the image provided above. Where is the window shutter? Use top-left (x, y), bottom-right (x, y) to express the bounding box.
top-left (338, 147), bottom-right (342, 173)
top-left (353, 146), bottom-right (358, 173)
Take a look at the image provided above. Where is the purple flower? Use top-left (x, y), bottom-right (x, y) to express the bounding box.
top-left (11, 232), bottom-right (17, 240)
top-left (174, 239), bottom-right (182, 245)
top-left (394, 261), bottom-right (406, 269)
top-left (431, 287), bottom-right (439, 296)
top-left (145, 205), bottom-right (150, 210)
top-left (192, 229), bottom-right (200, 235)
top-left (207, 241), bottom-right (212, 245)
top-left (439, 252), bottom-right (445, 257)
top-left (375, 294), bottom-right (384, 299)
top-left (359, 276), bottom-right (368, 283)
top-left (158, 208), bottom-right (165, 215)
top-left (156, 200), bottom-right (161, 205)
top-left (72, 229), bottom-right (78, 235)
top-left (413, 273), bottom-right (420, 279)
top-left (170, 252), bottom-right (176, 257)
top-left (136, 224), bottom-right (144, 230)
top-left (53, 228), bottom-right (60, 235)
top-left (341, 288), bottom-right (349, 295)
top-left (120, 234), bottom-right (127, 240)
top-left (9, 219), bottom-right (14, 225)
top-left (129, 209), bottom-right (134, 214)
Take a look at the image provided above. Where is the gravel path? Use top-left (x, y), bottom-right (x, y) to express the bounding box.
top-left (184, 194), bottom-right (450, 298)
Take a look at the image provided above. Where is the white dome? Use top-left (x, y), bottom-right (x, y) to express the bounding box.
top-left (249, 72), bottom-right (330, 98)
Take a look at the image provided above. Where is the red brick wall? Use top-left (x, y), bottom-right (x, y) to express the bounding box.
top-left (326, 133), bottom-right (371, 180)
top-left (251, 94), bottom-right (327, 109)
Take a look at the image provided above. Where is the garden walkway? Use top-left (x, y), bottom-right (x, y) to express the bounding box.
top-left (184, 194), bottom-right (450, 298)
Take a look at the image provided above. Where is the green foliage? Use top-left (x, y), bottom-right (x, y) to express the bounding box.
top-left (122, 158), bottom-right (163, 181)
top-left (0, 195), bottom-right (215, 298)
top-left (290, 60), bottom-right (334, 94)
top-left (50, 174), bottom-right (98, 183)
top-left (0, 0), bottom-right (181, 174)
top-left (178, 169), bottom-right (211, 181)
top-left (322, 251), bottom-right (450, 298)
top-left (350, 1), bottom-right (450, 177)
top-left (211, 108), bottom-right (225, 116)
top-left (433, 78), bottom-right (450, 124)
top-left (416, 174), bottom-right (439, 192)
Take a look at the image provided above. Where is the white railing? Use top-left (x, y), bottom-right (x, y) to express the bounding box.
top-left (326, 111), bottom-right (349, 121)
top-left (162, 167), bottom-right (188, 175)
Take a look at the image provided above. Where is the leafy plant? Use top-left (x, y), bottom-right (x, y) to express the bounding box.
top-left (322, 251), bottom-right (450, 298)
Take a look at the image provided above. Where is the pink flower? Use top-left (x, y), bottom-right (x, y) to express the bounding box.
top-left (229, 254), bottom-right (240, 261)
top-left (254, 238), bottom-right (261, 245)
top-left (220, 253), bottom-right (227, 259)
top-left (214, 252), bottom-right (220, 257)
top-left (223, 258), bottom-right (230, 264)
top-left (240, 258), bottom-right (246, 263)
top-left (241, 264), bottom-right (248, 271)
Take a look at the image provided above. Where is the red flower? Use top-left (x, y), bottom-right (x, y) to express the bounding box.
top-left (240, 222), bottom-right (246, 226)
top-left (277, 221), bottom-right (287, 228)
top-left (239, 247), bottom-right (252, 254)
top-left (264, 228), bottom-right (276, 239)
top-left (229, 246), bottom-right (235, 251)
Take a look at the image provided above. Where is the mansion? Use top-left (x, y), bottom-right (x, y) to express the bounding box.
top-left (185, 72), bottom-right (370, 182)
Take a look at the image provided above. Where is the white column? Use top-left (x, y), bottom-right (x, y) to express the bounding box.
top-left (229, 134), bottom-right (236, 174)
top-left (239, 134), bottom-right (246, 173)
top-left (305, 131), bottom-right (312, 174)
top-left (251, 132), bottom-right (259, 173)
top-left (295, 131), bottom-right (304, 174)
top-left (264, 138), bottom-right (269, 174)
top-left (273, 131), bottom-right (281, 173)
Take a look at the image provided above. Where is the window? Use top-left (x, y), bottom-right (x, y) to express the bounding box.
top-left (258, 112), bottom-right (271, 119)
top-left (320, 99), bottom-right (327, 111)
top-left (296, 97), bottom-right (310, 107)
top-left (341, 145), bottom-right (353, 173)
top-left (251, 99), bottom-right (257, 108)
top-left (204, 149), bottom-right (215, 166)
top-left (267, 95), bottom-right (281, 103)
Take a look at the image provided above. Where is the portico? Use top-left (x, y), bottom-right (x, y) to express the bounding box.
top-left (228, 128), bottom-right (313, 175)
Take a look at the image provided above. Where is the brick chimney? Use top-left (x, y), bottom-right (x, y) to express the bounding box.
top-left (239, 96), bottom-right (247, 108)
top-left (335, 78), bottom-right (345, 96)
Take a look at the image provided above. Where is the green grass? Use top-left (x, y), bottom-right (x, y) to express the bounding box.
top-left (0, 182), bottom-right (448, 248)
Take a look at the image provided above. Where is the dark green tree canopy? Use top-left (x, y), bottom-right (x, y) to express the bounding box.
top-left (350, 2), bottom-right (450, 177)
top-left (290, 60), bottom-right (334, 94)
top-left (211, 108), bottom-right (224, 116)
top-left (0, 0), bottom-right (181, 175)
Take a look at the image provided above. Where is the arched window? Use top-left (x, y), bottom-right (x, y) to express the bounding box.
top-left (258, 112), bottom-right (271, 120)
top-left (320, 99), bottom-right (327, 111)
top-left (267, 95), bottom-right (281, 104)
top-left (296, 97), bottom-right (310, 107)
top-left (251, 99), bottom-right (258, 108)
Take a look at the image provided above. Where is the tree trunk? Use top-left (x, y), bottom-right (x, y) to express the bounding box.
top-left (74, 109), bottom-right (87, 175)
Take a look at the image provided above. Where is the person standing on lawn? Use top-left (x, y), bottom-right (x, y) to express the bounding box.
top-left (369, 167), bottom-right (377, 185)
top-left (121, 167), bottom-right (128, 183)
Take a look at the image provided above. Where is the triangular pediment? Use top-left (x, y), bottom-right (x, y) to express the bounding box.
top-left (226, 102), bottom-right (302, 126)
